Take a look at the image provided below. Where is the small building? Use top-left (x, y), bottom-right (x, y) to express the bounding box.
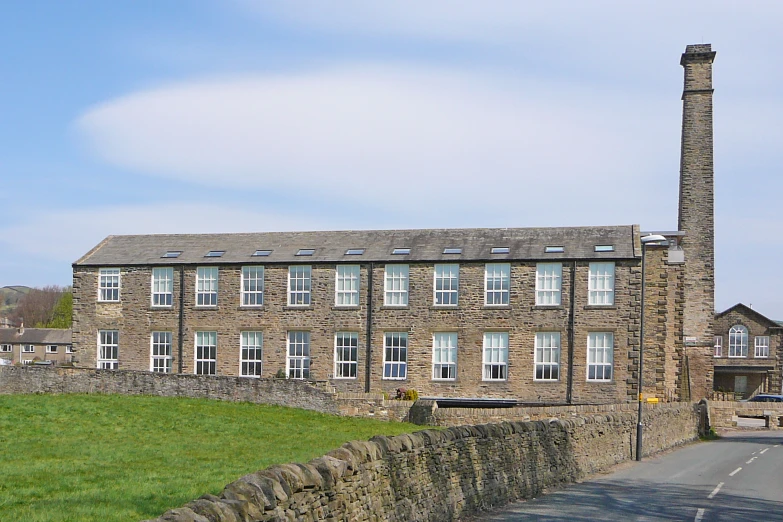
top-left (713, 304), bottom-right (783, 398)
top-left (0, 326), bottom-right (74, 366)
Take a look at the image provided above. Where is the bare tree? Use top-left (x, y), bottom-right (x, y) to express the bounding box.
top-left (11, 285), bottom-right (67, 327)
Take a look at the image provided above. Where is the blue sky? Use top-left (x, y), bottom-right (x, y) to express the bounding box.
top-left (1, 1), bottom-right (782, 318)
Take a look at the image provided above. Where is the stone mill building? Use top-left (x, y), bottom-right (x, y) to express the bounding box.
top-left (71, 44), bottom-right (721, 404)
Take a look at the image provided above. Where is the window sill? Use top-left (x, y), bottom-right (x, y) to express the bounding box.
top-left (194, 306), bottom-right (219, 310)
top-left (382, 377), bottom-right (408, 381)
top-left (285, 305), bottom-right (312, 310)
top-left (431, 379), bottom-right (457, 383)
top-left (239, 305), bottom-right (264, 310)
top-left (381, 306), bottom-right (410, 311)
top-left (727, 356), bottom-right (748, 359)
top-left (150, 305), bottom-right (174, 310)
top-left (97, 300), bottom-right (121, 304)
top-left (332, 306), bottom-right (360, 311)
top-left (331, 376), bottom-right (358, 380)
top-left (482, 305), bottom-right (511, 310)
top-left (533, 305), bottom-right (564, 310)
top-left (533, 379), bottom-right (561, 383)
top-left (481, 379), bottom-right (508, 383)
top-left (584, 305), bottom-right (617, 310)
top-left (586, 380), bottom-right (614, 383)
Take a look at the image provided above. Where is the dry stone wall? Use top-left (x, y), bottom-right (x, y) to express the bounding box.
top-left (145, 403), bottom-right (700, 522)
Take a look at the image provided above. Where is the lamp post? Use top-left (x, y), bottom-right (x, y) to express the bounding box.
top-left (636, 234), bottom-right (667, 461)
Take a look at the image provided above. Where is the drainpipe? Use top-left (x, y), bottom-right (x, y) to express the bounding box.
top-left (177, 265), bottom-right (185, 374)
top-left (566, 261), bottom-right (576, 404)
top-left (365, 262), bottom-right (374, 393)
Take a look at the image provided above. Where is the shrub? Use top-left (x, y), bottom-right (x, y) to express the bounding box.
top-left (274, 369), bottom-right (286, 379)
top-left (403, 389), bottom-right (419, 402)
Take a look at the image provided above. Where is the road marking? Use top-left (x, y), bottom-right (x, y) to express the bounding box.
top-left (760, 448), bottom-right (769, 454)
top-left (746, 457), bottom-right (757, 464)
top-left (708, 482), bottom-right (724, 499)
top-left (729, 467), bottom-right (742, 477)
top-left (775, 444), bottom-right (780, 448)
top-left (694, 508), bottom-right (705, 522)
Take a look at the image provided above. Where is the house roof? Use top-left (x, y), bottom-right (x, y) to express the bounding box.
top-left (74, 225), bottom-right (640, 266)
top-left (715, 304), bottom-right (783, 329)
top-left (0, 328), bottom-right (72, 345)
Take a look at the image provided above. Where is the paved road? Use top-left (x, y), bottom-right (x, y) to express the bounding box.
top-left (478, 430), bottom-right (783, 521)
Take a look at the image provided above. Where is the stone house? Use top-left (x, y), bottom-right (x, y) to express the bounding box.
top-left (713, 304), bottom-right (783, 398)
top-left (0, 325), bottom-right (74, 365)
top-left (70, 44), bottom-right (719, 404)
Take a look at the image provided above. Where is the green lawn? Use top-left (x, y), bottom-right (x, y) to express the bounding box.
top-left (0, 394), bottom-right (420, 521)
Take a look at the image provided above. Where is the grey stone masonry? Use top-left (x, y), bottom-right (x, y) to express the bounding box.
top-left (678, 44), bottom-right (716, 400)
top-left (678, 44), bottom-right (716, 347)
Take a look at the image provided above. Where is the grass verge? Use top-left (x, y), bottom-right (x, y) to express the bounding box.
top-left (0, 394), bottom-right (421, 521)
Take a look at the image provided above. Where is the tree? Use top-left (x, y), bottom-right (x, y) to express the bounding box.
top-left (45, 291), bottom-right (73, 328)
top-left (10, 285), bottom-right (68, 328)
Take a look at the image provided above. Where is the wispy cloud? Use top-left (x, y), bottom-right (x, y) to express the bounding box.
top-left (74, 65), bottom-right (680, 227)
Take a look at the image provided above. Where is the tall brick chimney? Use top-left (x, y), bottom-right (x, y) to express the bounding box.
top-left (678, 44), bottom-right (716, 397)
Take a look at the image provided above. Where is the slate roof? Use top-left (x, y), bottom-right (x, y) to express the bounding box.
top-left (0, 328), bottom-right (72, 345)
top-left (715, 303), bottom-right (783, 329)
top-left (74, 225), bottom-right (640, 266)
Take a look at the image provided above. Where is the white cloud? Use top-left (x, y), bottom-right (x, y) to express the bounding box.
top-left (75, 66), bottom-right (679, 227)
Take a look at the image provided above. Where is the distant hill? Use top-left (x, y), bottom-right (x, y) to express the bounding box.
top-left (0, 286), bottom-right (31, 318)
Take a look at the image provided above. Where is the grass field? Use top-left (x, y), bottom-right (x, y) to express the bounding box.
top-left (0, 394), bottom-right (420, 521)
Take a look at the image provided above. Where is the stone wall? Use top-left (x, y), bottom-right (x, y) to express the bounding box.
top-left (145, 403), bottom-right (700, 522)
top-left (707, 400), bottom-right (783, 429)
top-left (73, 254), bottom-right (651, 405)
top-left (0, 366), bottom-right (340, 415)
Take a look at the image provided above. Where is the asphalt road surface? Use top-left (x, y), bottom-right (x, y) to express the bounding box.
top-left (477, 430), bottom-right (783, 521)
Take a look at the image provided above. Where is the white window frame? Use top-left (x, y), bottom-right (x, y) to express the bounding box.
top-left (384, 265), bottom-right (409, 306)
top-left (287, 331), bottom-right (311, 379)
top-left (194, 331), bottom-right (217, 375)
top-left (484, 263), bottom-right (510, 306)
top-left (150, 331), bottom-right (173, 373)
top-left (22, 344), bottom-right (35, 353)
top-left (534, 332), bottom-right (561, 381)
top-left (587, 332), bottom-right (613, 381)
top-left (288, 266), bottom-right (312, 306)
top-left (432, 332), bottom-right (457, 381)
top-left (728, 325), bottom-right (748, 358)
top-left (383, 332), bottom-right (408, 380)
top-left (335, 265), bottom-right (360, 307)
top-left (66, 345), bottom-right (74, 354)
top-left (240, 331), bottom-right (263, 377)
top-left (536, 263), bottom-right (562, 306)
top-left (196, 267), bottom-right (218, 307)
top-left (433, 264), bottom-right (459, 307)
top-left (482, 332), bottom-right (508, 381)
top-left (98, 268), bottom-right (121, 302)
top-left (334, 332), bottom-right (359, 379)
top-left (151, 267), bottom-right (174, 307)
top-left (713, 336), bottom-right (723, 357)
top-left (241, 266), bottom-right (264, 307)
top-left (588, 262), bottom-right (614, 305)
top-left (754, 336), bottom-right (770, 358)
top-left (46, 345), bottom-right (58, 354)
top-left (97, 330), bottom-right (119, 369)
top-left (0, 344), bottom-right (11, 352)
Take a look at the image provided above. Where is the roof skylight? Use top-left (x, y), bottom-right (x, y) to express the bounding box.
top-left (252, 250), bottom-right (272, 257)
top-left (443, 248), bottom-right (462, 254)
top-left (345, 248), bottom-right (365, 255)
top-left (296, 249), bottom-right (315, 256)
top-left (594, 245), bottom-right (615, 252)
top-left (491, 247), bottom-right (510, 254)
top-left (545, 246), bottom-right (565, 253)
top-left (392, 248), bottom-right (411, 255)
top-left (162, 251), bottom-right (182, 258)
top-left (205, 250), bottom-right (225, 257)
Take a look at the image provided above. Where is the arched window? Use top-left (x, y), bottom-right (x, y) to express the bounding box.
top-left (728, 325), bottom-right (748, 357)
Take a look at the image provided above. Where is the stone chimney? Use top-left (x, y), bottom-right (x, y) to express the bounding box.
top-left (18, 321), bottom-right (24, 335)
top-left (678, 44), bottom-right (716, 398)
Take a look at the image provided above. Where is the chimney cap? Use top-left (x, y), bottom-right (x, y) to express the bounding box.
top-left (681, 44), bottom-right (716, 65)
